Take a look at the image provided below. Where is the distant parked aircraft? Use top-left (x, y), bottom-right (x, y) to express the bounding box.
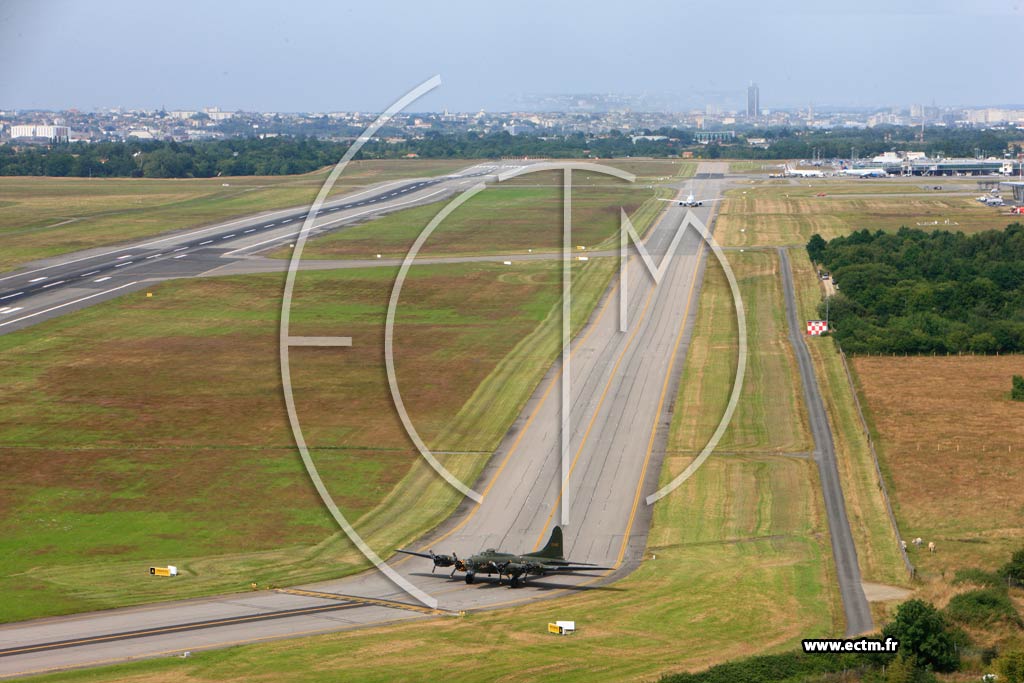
top-left (840, 167), bottom-right (889, 178)
top-left (784, 164), bottom-right (826, 178)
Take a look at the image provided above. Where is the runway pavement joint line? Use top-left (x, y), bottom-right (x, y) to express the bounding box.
top-left (0, 603), bottom-right (366, 659)
top-left (274, 589), bottom-right (455, 616)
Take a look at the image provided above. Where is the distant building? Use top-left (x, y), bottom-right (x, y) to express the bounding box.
top-left (746, 82), bottom-right (759, 119)
top-left (10, 124), bottom-right (70, 142)
top-left (694, 130), bottom-right (735, 143)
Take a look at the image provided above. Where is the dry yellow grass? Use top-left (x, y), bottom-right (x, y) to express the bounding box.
top-left (852, 354), bottom-right (1024, 577)
top-left (716, 182), bottom-right (1008, 248)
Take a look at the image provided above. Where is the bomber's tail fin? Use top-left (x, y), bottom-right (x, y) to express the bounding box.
top-left (533, 526), bottom-right (564, 560)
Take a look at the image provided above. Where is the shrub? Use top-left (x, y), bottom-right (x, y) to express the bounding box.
top-left (952, 567), bottom-right (1006, 589)
top-left (882, 600), bottom-right (960, 673)
top-left (996, 647), bottom-right (1024, 683)
top-left (945, 589), bottom-right (1022, 627)
top-left (1013, 375), bottom-right (1024, 401)
top-left (659, 651), bottom-right (868, 683)
top-left (1001, 548), bottom-right (1024, 586)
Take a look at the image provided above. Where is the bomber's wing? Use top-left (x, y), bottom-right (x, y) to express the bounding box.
top-left (395, 548), bottom-right (435, 560)
top-left (538, 563), bottom-right (616, 572)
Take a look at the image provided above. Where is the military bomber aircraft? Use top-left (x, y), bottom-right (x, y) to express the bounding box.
top-left (397, 526), bottom-right (614, 588)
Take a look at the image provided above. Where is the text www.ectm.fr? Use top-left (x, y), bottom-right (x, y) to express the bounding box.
top-left (802, 638), bottom-right (899, 654)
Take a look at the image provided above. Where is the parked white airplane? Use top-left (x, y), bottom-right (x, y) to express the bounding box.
top-left (784, 164), bottom-right (826, 178)
top-left (840, 167), bottom-right (889, 178)
top-left (658, 192), bottom-right (722, 207)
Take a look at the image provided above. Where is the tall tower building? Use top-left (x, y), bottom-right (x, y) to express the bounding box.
top-left (747, 82), bottom-right (760, 119)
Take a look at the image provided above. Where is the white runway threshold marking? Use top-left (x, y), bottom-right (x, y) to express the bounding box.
top-left (0, 281), bottom-right (140, 329)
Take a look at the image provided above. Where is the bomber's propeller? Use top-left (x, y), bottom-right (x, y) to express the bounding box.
top-left (425, 550), bottom-right (456, 572)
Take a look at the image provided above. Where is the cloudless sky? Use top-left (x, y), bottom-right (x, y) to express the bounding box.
top-left (1, 0), bottom-right (1020, 112)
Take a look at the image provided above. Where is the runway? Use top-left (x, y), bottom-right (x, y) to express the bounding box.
top-left (0, 162), bottom-right (504, 335)
top-left (0, 162), bottom-right (731, 677)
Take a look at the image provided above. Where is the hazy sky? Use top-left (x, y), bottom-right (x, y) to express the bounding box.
top-left (1, 0), bottom-right (1021, 112)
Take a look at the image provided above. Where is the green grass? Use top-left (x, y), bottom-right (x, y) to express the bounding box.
top-left (0, 163), bottom-right (671, 622)
top-left (11, 168), bottom-right (845, 683)
top-left (668, 249), bottom-right (810, 456)
top-left (284, 170), bottom-right (660, 260)
top-left (0, 159), bottom-right (473, 271)
top-left (0, 257), bottom-right (609, 622)
top-left (25, 421), bottom-right (836, 683)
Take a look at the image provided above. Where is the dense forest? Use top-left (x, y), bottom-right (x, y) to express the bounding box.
top-left (807, 224), bottom-right (1024, 354)
top-left (0, 138), bottom-right (345, 178)
top-left (0, 125), bottom-right (1020, 178)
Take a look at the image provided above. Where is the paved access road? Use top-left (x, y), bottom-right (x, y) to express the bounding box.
top-left (0, 163), bottom-right (732, 677)
top-left (778, 248), bottom-right (873, 636)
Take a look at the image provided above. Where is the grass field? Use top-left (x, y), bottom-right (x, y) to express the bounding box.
top-left (668, 249), bottom-right (810, 456)
top-left (25, 252), bottom-right (840, 683)
top-left (0, 159), bottom-right (473, 271)
top-left (715, 179), bottom-right (1008, 248)
top-left (282, 170), bottom-right (661, 260)
top-left (0, 255), bottom-right (620, 622)
top-left (0, 158), bottom-right (681, 622)
top-left (26, 454), bottom-right (836, 683)
top-left (698, 179), bottom-right (911, 608)
top-left (851, 354), bottom-right (1024, 578)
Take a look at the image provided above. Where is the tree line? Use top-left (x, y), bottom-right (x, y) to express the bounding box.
top-left (1, 125), bottom-right (1021, 178)
top-left (807, 224), bottom-right (1024, 354)
top-left (0, 138), bottom-right (346, 178)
